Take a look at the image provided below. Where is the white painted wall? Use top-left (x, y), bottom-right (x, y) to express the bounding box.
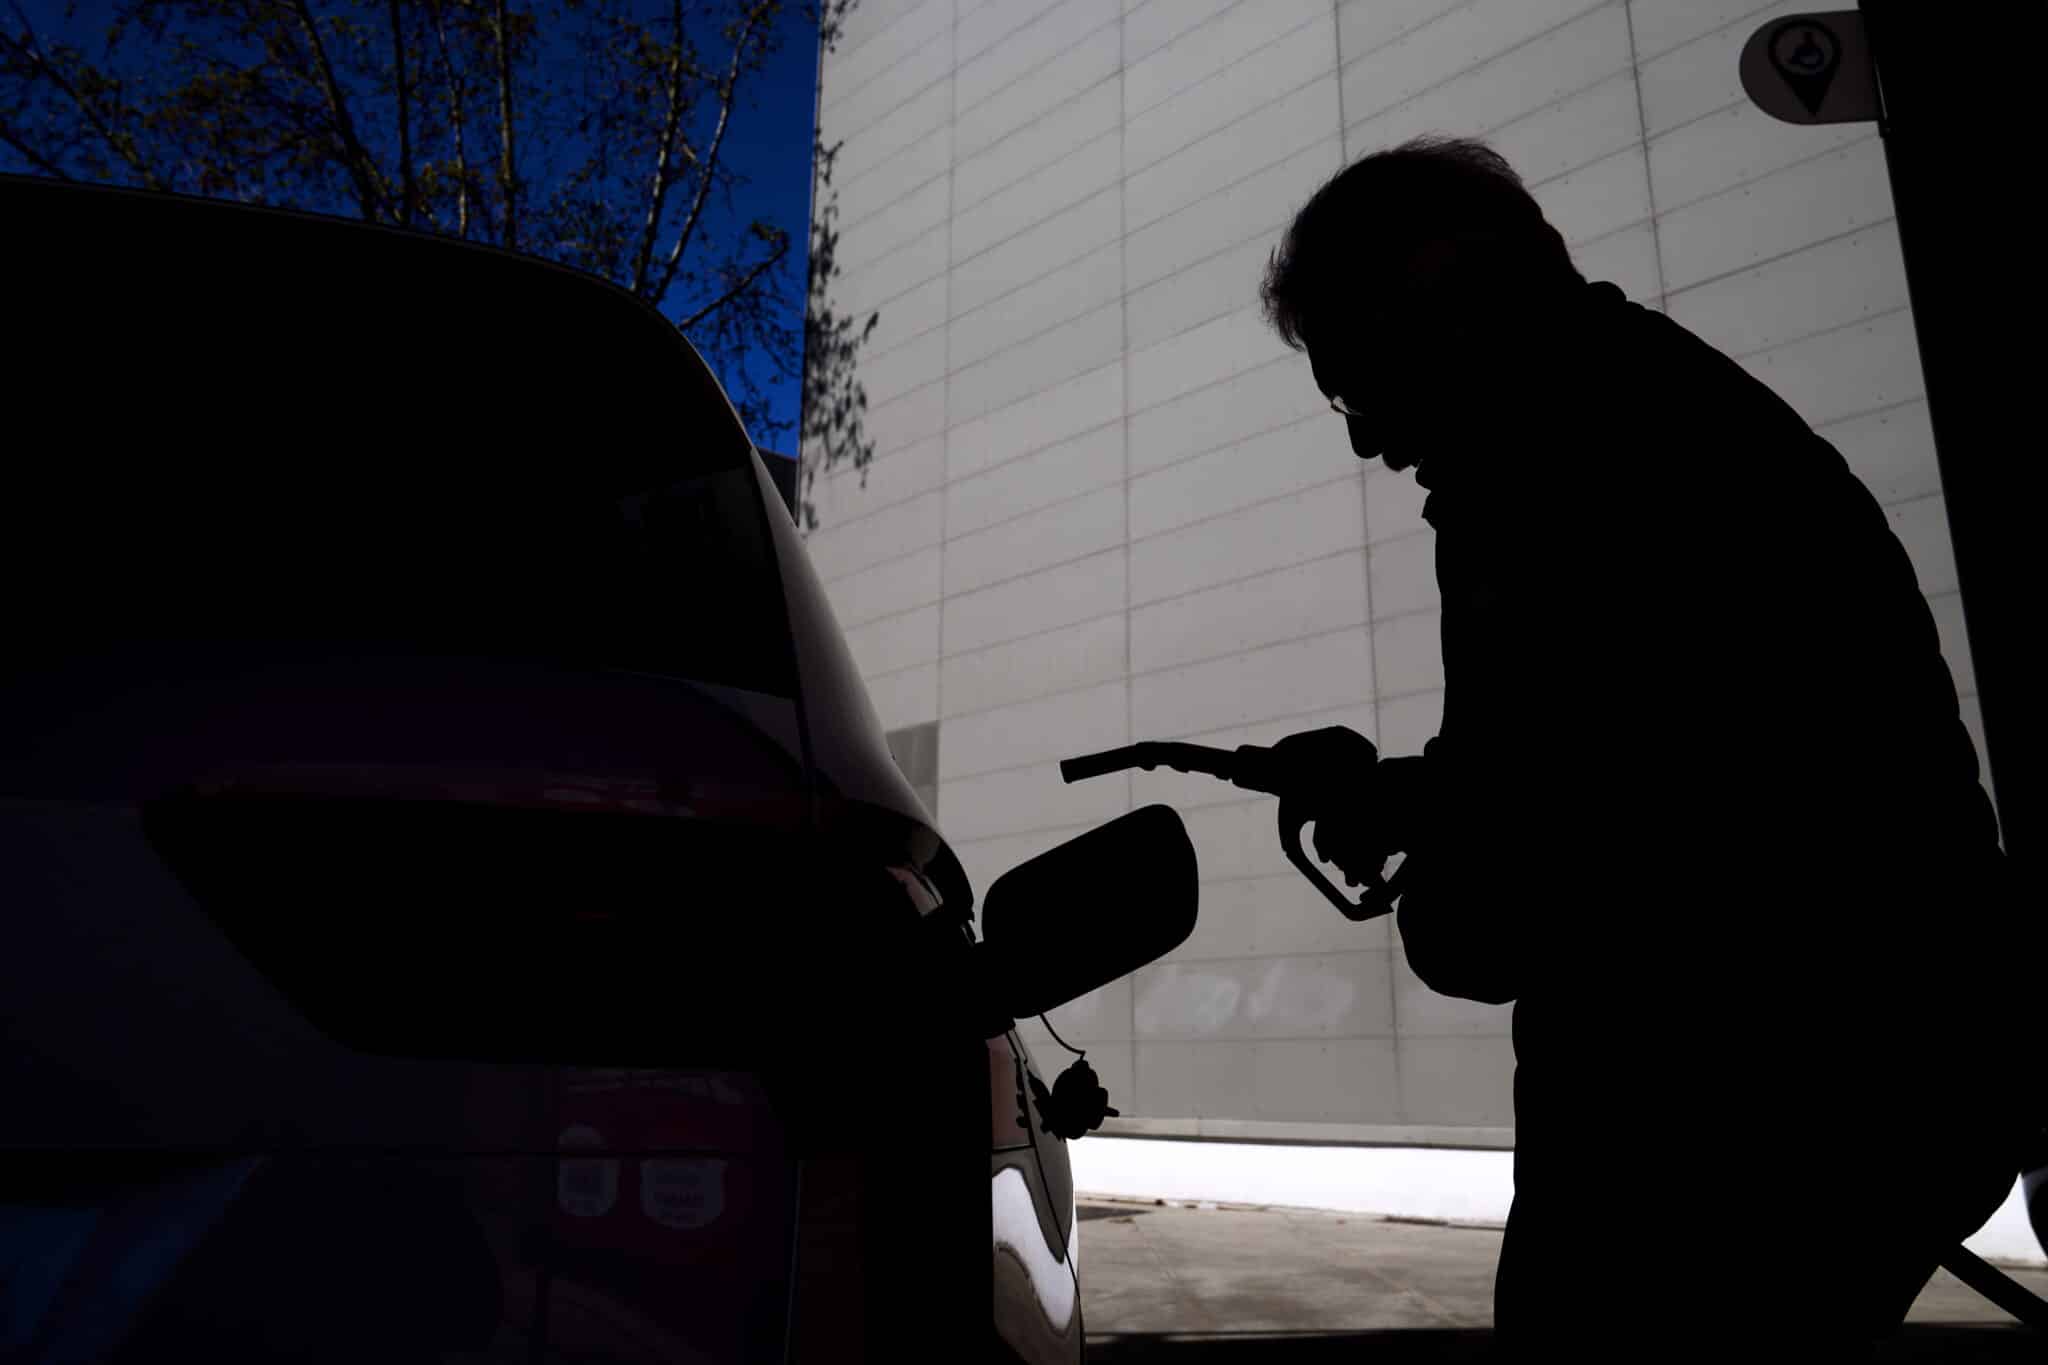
top-left (811, 0), bottom-right (1998, 1146)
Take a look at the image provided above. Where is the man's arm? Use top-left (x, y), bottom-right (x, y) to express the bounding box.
top-left (1389, 734), bottom-right (1539, 1006)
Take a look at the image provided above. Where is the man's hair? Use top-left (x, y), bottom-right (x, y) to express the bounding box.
top-left (1260, 135), bottom-right (1583, 352)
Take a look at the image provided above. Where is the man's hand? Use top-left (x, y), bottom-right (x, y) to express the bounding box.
top-left (1267, 726), bottom-right (1433, 889)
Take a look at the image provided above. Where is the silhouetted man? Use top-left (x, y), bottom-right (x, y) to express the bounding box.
top-left (1258, 135), bottom-right (2031, 1359)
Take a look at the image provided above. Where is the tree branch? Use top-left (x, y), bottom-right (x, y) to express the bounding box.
top-left (651, 1), bottom-right (761, 309)
top-left (675, 233), bottom-right (787, 333)
top-left (0, 114), bottom-right (73, 178)
top-left (387, 0), bottom-right (415, 225)
top-left (426, 0), bottom-right (470, 238)
top-left (490, 0), bottom-right (517, 251)
top-left (285, 0), bottom-right (388, 220)
top-left (628, 0), bottom-right (687, 297)
top-left (2, 7), bottom-right (164, 189)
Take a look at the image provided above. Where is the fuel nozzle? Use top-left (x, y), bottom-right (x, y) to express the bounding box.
top-left (1059, 731), bottom-right (1406, 922)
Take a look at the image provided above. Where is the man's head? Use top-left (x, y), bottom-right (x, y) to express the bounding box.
top-left (1260, 135), bottom-right (1584, 473)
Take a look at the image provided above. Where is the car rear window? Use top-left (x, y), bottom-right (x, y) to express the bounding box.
top-left (4, 176), bottom-right (797, 698)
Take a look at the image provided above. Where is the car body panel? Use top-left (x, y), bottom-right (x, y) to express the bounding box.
top-left (1, 170), bottom-right (1081, 1363)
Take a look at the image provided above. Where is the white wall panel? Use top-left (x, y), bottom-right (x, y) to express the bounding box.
top-left (1486, 70), bottom-right (1641, 185)
top-left (864, 659), bottom-right (939, 734)
top-left (843, 602), bottom-right (940, 679)
top-left (831, 0), bottom-right (926, 67)
top-left (862, 376), bottom-right (948, 455)
top-left (1123, 0), bottom-right (1238, 69)
top-left (943, 484), bottom-right (1126, 597)
top-left (825, 29), bottom-right (952, 145)
top-left (945, 422), bottom-right (1124, 540)
top-left (1130, 551), bottom-right (1368, 676)
top-left (1372, 609), bottom-right (1444, 698)
top-left (1736, 307), bottom-right (1922, 432)
top-left (939, 680), bottom-right (1130, 782)
top-left (950, 186), bottom-right (1120, 318)
top-left (1126, 76), bottom-right (1340, 233)
top-left (1131, 479), bottom-right (1364, 608)
top-left (810, 434), bottom-right (946, 529)
top-left (1571, 221), bottom-right (1662, 304)
top-left (955, 25), bottom-right (1121, 161)
top-left (1252, 1041), bottom-right (1405, 1122)
top-left (947, 361), bottom-right (1123, 481)
top-left (940, 612), bottom-right (1127, 719)
top-left (835, 124), bottom-right (951, 232)
top-left (1394, 955), bottom-right (1513, 1036)
top-left (837, 171), bottom-right (950, 278)
top-left (1530, 143), bottom-right (1651, 248)
top-left (1129, 416), bottom-right (1345, 541)
top-left (824, 545), bottom-right (941, 628)
top-left (1335, 0), bottom-right (1470, 65)
top-left (1886, 495), bottom-right (1958, 598)
top-left (954, 79), bottom-right (1120, 216)
top-left (1656, 136), bottom-right (1891, 294)
top-left (836, 78), bottom-right (952, 183)
top-left (955, 0), bottom-right (1063, 68)
top-left (1368, 532), bottom-right (1439, 621)
top-left (837, 220), bottom-right (947, 318)
top-left (1126, 0), bottom-right (1325, 122)
top-left (1667, 221), bottom-right (1907, 361)
top-left (853, 272), bottom-right (948, 364)
top-left (1127, 8), bottom-right (1334, 174)
top-left (1929, 591), bottom-right (1974, 700)
top-left (1131, 952), bottom-right (1394, 1040)
top-left (1340, 0), bottom-right (1610, 128)
top-left (821, 0), bottom-right (950, 113)
top-left (1176, 799), bottom-right (1297, 882)
top-left (1125, 234), bottom-right (1271, 355)
top-left (956, 0), bottom-right (1111, 112)
top-left (1815, 400), bottom-right (1941, 508)
top-left (941, 549), bottom-right (1127, 657)
top-left (1635, 0), bottom-right (1809, 138)
top-left (945, 300), bottom-right (1123, 427)
top-left (953, 128), bottom-right (1121, 265)
top-left (1364, 466), bottom-right (1430, 545)
top-left (1397, 1036), bottom-right (1517, 1125)
top-left (1170, 869), bottom-right (1391, 962)
top-left (855, 322), bottom-right (948, 409)
top-left (1347, 2), bottom-right (1631, 156)
top-left (1127, 305), bottom-right (1296, 415)
top-left (1626, 0), bottom-right (1777, 65)
top-left (1648, 101), bottom-right (1863, 218)
top-left (950, 241), bottom-right (1122, 372)
top-left (1128, 354), bottom-right (1323, 475)
top-left (1124, 135), bottom-right (1341, 295)
top-left (1128, 629), bottom-right (1374, 741)
top-left (1375, 688), bottom-right (1445, 755)
top-left (805, 489), bottom-right (944, 581)
top-left (940, 754), bottom-right (1134, 841)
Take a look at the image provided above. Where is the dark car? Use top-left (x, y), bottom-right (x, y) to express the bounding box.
top-left (0, 173), bottom-right (1196, 1363)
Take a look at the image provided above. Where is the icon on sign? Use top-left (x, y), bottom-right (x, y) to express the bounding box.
top-left (1771, 20), bottom-right (1841, 115)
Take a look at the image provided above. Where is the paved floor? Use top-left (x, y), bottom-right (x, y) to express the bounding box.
top-left (1075, 1196), bottom-right (2048, 1361)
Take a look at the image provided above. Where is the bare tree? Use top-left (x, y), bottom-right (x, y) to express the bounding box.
top-left (1, 0), bottom-right (876, 481)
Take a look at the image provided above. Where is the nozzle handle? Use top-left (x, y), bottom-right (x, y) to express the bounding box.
top-left (1277, 793), bottom-right (1405, 922)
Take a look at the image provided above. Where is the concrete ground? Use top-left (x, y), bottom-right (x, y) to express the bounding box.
top-left (1075, 1196), bottom-right (2048, 1361)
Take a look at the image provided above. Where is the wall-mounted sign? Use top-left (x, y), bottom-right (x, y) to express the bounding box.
top-left (1741, 11), bottom-right (1881, 125)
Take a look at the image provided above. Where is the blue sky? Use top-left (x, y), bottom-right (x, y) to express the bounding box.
top-left (703, 3), bottom-right (821, 454)
top-left (6, 2), bottom-right (821, 450)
